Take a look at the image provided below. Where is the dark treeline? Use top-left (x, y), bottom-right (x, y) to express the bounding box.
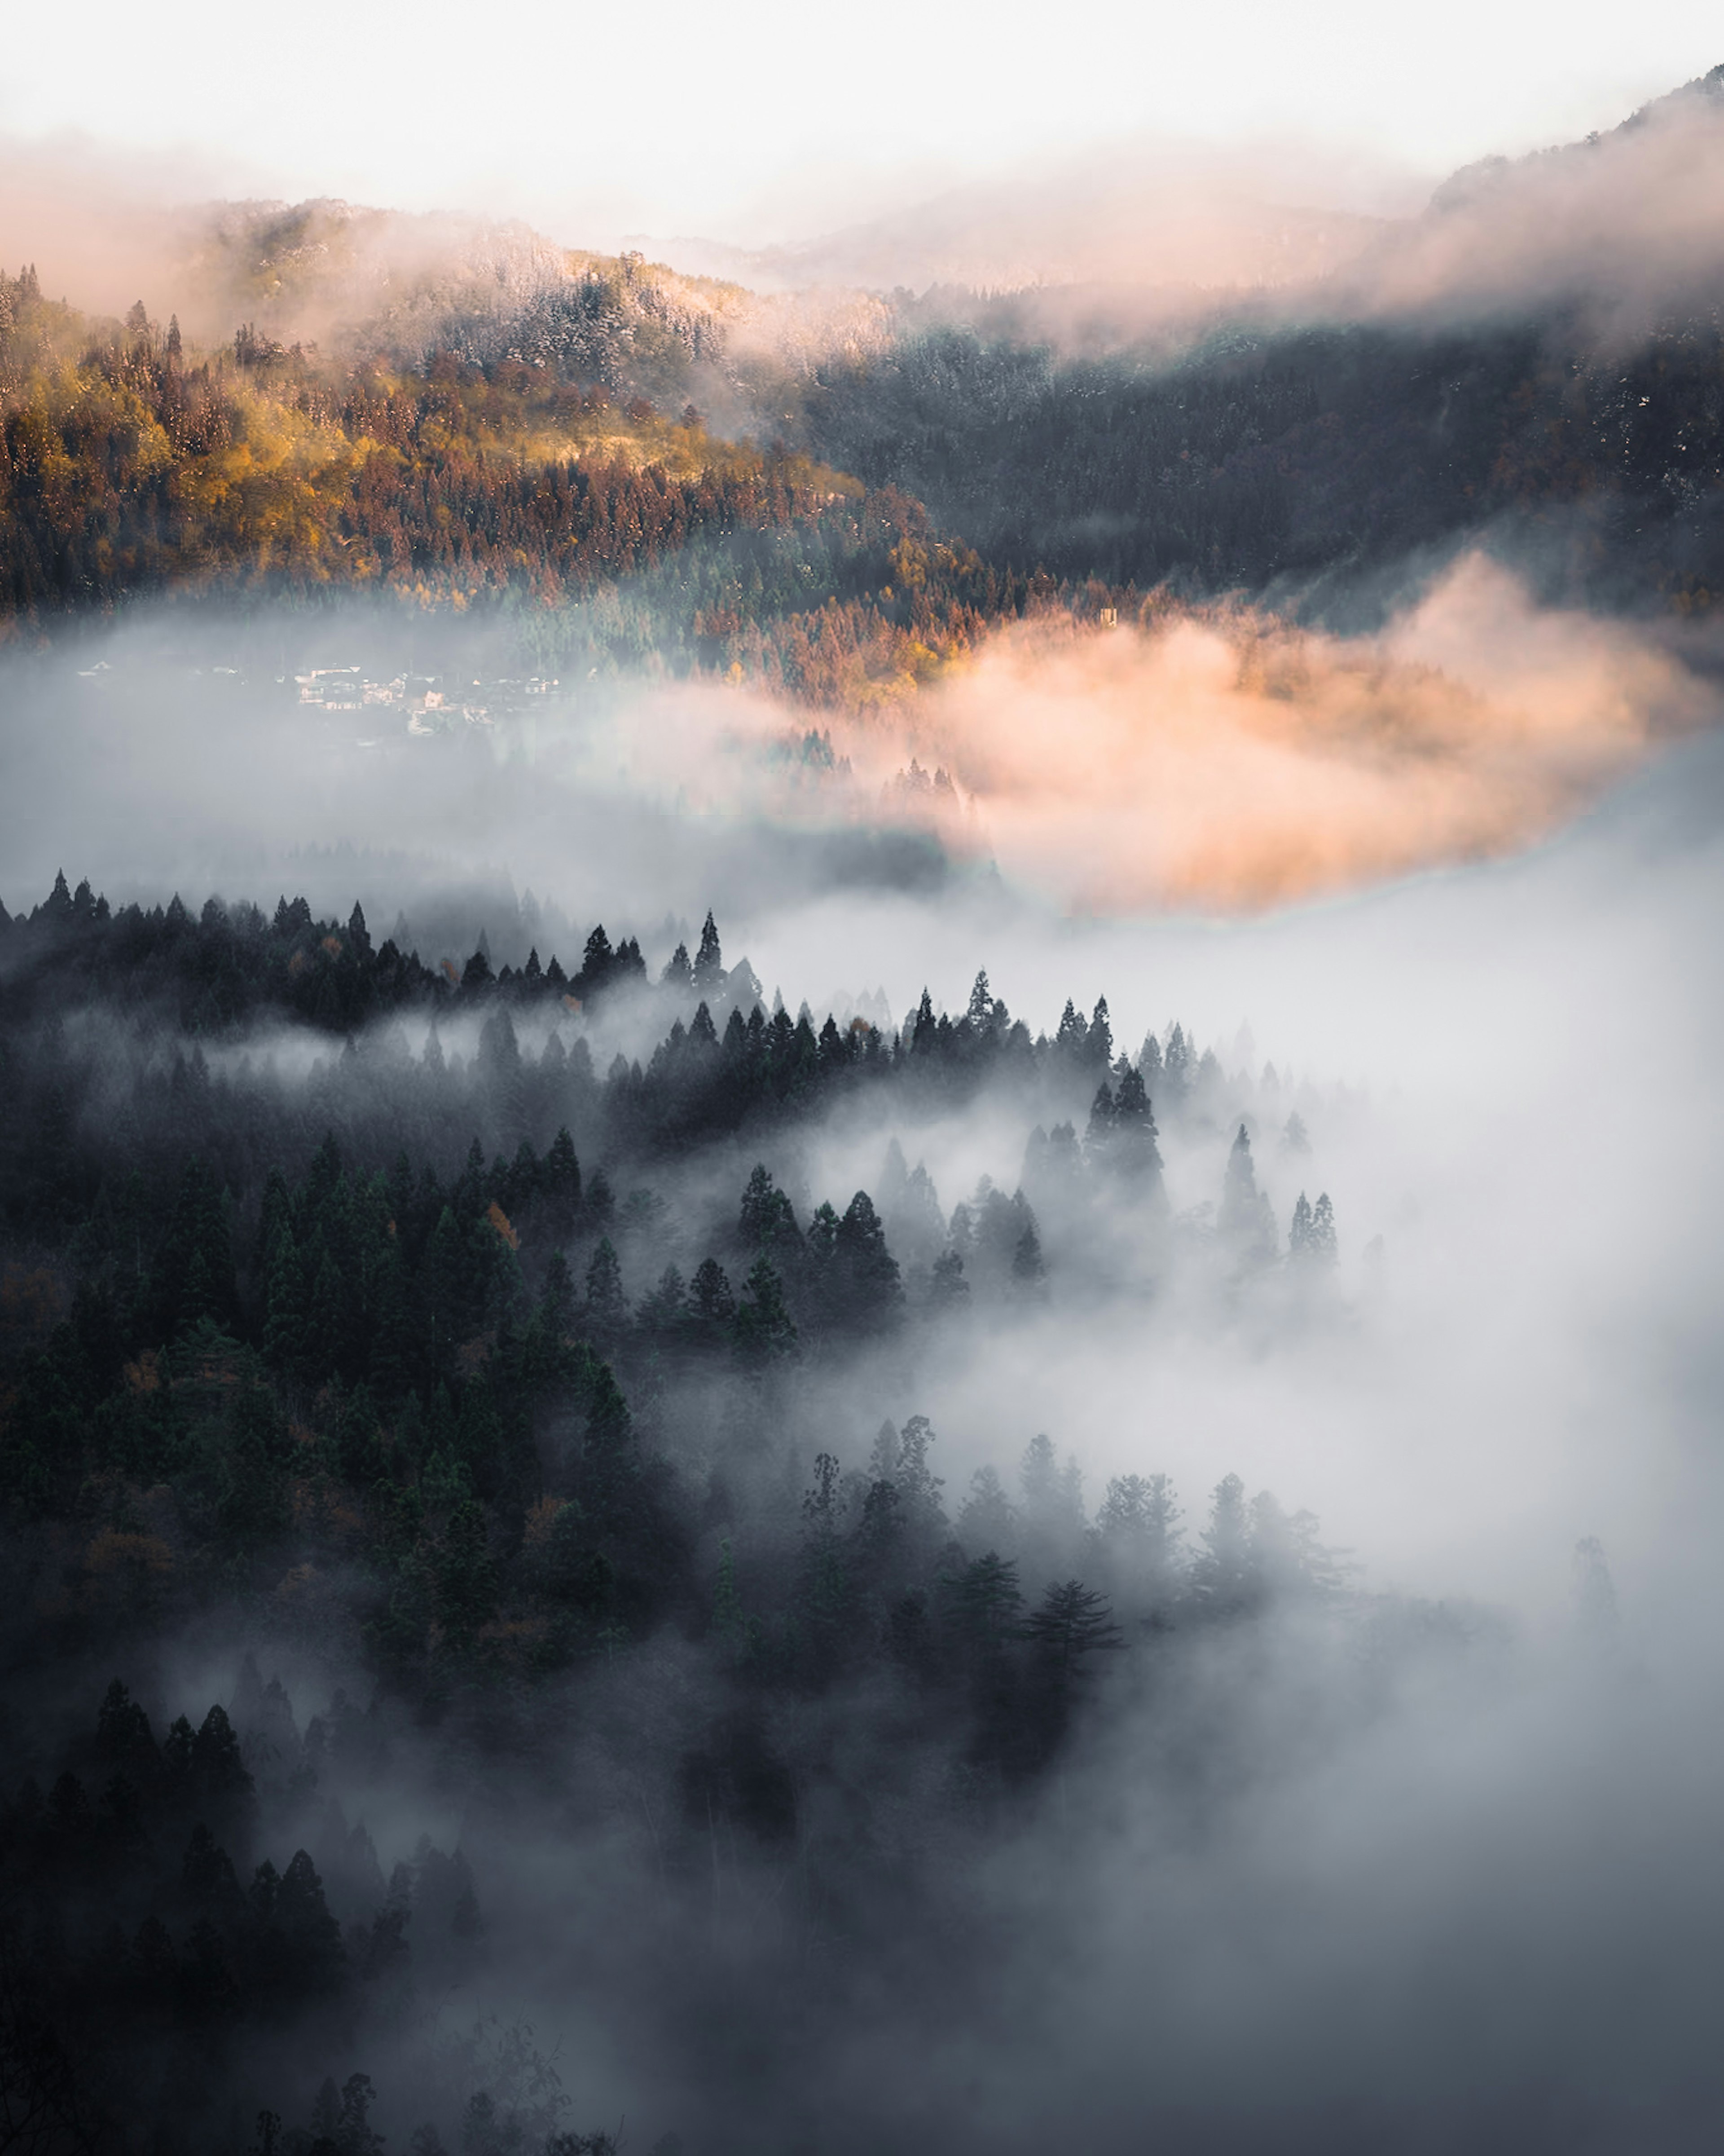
top-left (0, 873), bottom-right (1354, 2151)
top-left (791, 306), bottom-right (1724, 616)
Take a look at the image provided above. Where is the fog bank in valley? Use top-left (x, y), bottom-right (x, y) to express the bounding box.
top-left (2, 594), bottom-right (1722, 2153)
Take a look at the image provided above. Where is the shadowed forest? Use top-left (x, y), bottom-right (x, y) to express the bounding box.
top-left (0, 877), bottom-right (1372, 2153)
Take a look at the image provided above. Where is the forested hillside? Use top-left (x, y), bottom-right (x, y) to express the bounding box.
top-left (11, 70), bottom-right (1724, 698)
top-left (0, 270), bottom-right (1057, 707)
top-left (788, 309), bottom-right (1724, 615)
top-left (0, 872), bottom-right (1370, 2149)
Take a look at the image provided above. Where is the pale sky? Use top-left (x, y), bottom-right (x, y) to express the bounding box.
top-left (3, 3), bottom-right (1721, 247)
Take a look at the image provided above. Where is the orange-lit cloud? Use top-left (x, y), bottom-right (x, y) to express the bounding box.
top-left (806, 557), bottom-right (1714, 911)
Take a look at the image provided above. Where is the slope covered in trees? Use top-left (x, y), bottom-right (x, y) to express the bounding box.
top-left (0, 269), bottom-right (1054, 708)
top-left (13, 72), bottom-right (1724, 703)
top-left (788, 305), bottom-right (1724, 616)
top-left (0, 873), bottom-right (1377, 2148)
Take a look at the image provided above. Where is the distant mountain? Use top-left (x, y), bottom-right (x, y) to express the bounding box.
top-left (5, 70), bottom-right (1724, 664)
top-left (763, 69), bottom-right (1724, 621)
top-left (645, 140), bottom-right (1390, 307)
top-left (1331, 61), bottom-right (1724, 332)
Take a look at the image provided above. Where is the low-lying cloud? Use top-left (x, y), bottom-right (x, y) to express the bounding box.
top-left (805, 556), bottom-right (1714, 911)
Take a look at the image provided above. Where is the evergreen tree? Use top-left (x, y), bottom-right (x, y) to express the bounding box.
top-left (686, 1258), bottom-right (737, 1349)
top-left (1022, 1579), bottom-right (1124, 1674)
top-left (929, 1246), bottom-right (970, 1316)
top-left (584, 1238), bottom-right (629, 1336)
top-left (944, 1549), bottom-right (1024, 1656)
top-left (734, 1255), bottom-right (798, 1368)
top-left (1192, 1473), bottom-right (1256, 1612)
top-left (1085, 1082), bottom-right (1116, 1161)
top-left (1218, 1124), bottom-right (1277, 1269)
top-left (830, 1190), bottom-right (903, 1334)
top-left (1096, 1472), bottom-right (1183, 1604)
top-left (693, 910), bottom-right (723, 992)
top-left (738, 1165), bottom-right (801, 1262)
top-left (957, 1465), bottom-right (1018, 1552)
top-left (1109, 1063), bottom-right (1165, 1201)
top-left (1086, 996), bottom-right (1113, 1068)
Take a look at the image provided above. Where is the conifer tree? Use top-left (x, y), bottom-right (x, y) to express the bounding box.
top-left (734, 1255), bottom-right (798, 1368)
top-left (693, 910), bottom-right (723, 992)
top-left (584, 1238), bottom-right (629, 1336)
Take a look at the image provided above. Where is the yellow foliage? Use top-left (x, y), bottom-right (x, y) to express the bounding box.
top-left (889, 539), bottom-right (929, 591)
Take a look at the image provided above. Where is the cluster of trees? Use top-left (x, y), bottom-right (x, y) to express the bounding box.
top-left (13, 143), bottom-right (1724, 691)
top-left (0, 870), bottom-right (1350, 2147)
top-left (791, 306), bottom-right (1724, 615)
top-left (0, 1665), bottom-right (627, 2154)
top-left (0, 275), bottom-right (850, 618)
top-left (202, 199), bottom-right (748, 408)
top-left (0, 883), bottom-right (1337, 1292)
top-left (519, 492), bottom-right (1049, 709)
top-left (0, 273), bottom-right (1063, 712)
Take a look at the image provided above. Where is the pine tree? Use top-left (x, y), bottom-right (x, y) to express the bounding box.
top-left (1087, 996), bottom-right (1113, 1068)
top-left (687, 1258), bottom-right (737, 1348)
top-left (1308, 1192), bottom-right (1337, 1266)
top-left (734, 1255), bottom-right (798, 1368)
top-left (831, 1190), bottom-right (903, 1334)
top-left (1192, 1473), bottom-right (1257, 1612)
top-left (894, 1414), bottom-right (946, 1542)
top-left (929, 1246), bottom-right (970, 1315)
top-left (1011, 1218), bottom-right (1047, 1296)
top-left (1020, 1433), bottom-right (1059, 1520)
top-left (693, 910), bottom-right (723, 992)
top-left (943, 1549), bottom-right (1024, 1654)
top-left (739, 1165), bottom-right (801, 1261)
top-left (1085, 1082), bottom-right (1116, 1160)
top-left (956, 1464), bottom-right (1018, 1552)
top-left (1162, 1024), bottom-right (1191, 1106)
top-left (1109, 1063), bottom-right (1165, 1201)
top-left (1097, 1472), bottom-right (1183, 1603)
top-left (1022, 1580), bottom-right (1124, 1673)
top-left (1218, 1124), bottom-right (1277, 1269)
top-left (584, 1238), bottom-right (629, 1336)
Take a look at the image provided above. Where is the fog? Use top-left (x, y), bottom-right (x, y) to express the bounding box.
top-left (6, 549), bottom-right (1714, 934)
top-left (648, 136), bottom-right (1415, 303)
top-left (821, 555), bottom-right (1717, 908)
top-left (12, 5), bottom-right (1714, 246)
top-left (1341, 62), bottom-right (1724, 336)
top-left (3, 569), bottom-right (1723, 2151)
